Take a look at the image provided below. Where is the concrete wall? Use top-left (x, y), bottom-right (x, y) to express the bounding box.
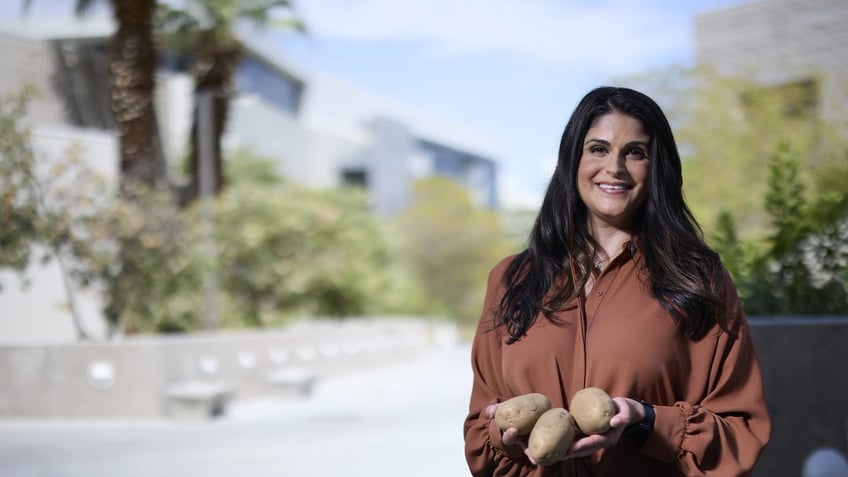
top-left (0, 317), bottom-right (456, 419)
top-left (749, 317), bottom-right (848, 477)
top-left (4, 310), bottom-right (844, 475)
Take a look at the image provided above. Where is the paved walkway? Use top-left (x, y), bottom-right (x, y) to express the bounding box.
top-left (0, 342), bottom-right (473, 477)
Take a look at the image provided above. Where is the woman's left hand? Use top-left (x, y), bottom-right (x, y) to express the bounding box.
top-left (564, 397), bottom-right (645, 459)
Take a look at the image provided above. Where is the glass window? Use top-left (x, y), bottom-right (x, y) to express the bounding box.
top-left (235, 57), bottom-right (302, 114)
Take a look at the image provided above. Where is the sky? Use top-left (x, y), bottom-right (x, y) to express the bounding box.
top-left (2, 0), bottom-right (752, 210)
top-left (270, 0), bottom-right (751, 209)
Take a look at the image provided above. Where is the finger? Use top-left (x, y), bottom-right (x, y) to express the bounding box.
top-left (502, 428), bottom-right (520, 446)
top-left (485, 404), bottom-right (498, 419)
top-left (608, 397), bottom-right (635, 428)
top-left (570, 433), bottom-right (608, 452)
top-left (609, 414), bottom-right (628, 428)
top-left (564, 434), bottom-right (609, 459)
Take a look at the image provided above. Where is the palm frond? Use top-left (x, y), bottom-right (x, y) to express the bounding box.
top-left (238, 0), bottom-right (304, 31)
top-left (271, 17), bottom-right (307, 34)
top-left (155, 4), bottom-right (204, 53)
top-left (156, 4), bottom-right (200, 32)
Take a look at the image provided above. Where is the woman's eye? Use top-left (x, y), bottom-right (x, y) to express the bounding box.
top-left (590, 145), bottom-right (607, 155)
top-left (628, 148), bottom-right (647, 159)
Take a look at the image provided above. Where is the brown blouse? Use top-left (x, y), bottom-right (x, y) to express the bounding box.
top-left (463, 250), bottom-right (771, 477)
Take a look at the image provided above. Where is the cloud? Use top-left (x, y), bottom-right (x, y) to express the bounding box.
top-left (497, 150), bottom-right (563, 210)
top-left (540, 151), bottom-right (558, 178)
top-left (293, 0), bottom-right (696, 74)
top-left (499, 172), bottom-right (544, 211)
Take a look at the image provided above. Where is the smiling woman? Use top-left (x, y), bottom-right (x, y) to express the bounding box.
top-left (463, 86), bottom-right (771, 477)
top-left (577, 113), bottom-right (651, 239)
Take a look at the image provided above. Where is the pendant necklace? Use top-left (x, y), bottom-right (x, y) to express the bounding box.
top-left (592, 256), bottom-right (606, 270)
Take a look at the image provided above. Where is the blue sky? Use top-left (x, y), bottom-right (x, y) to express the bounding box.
top-left (273, 0), bottom-right (750, 209)
top-left (3, 0), bottom-right (751, 209)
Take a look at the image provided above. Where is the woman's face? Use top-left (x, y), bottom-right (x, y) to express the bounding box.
top-left (577, 112), bottom-right (650, 231)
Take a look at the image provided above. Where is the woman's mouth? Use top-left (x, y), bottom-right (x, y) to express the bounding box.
top-left (597, 183), bottom-right (632, 192)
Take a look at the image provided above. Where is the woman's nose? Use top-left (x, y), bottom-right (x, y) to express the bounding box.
top-left (603, 151), bottom-right (627, 174)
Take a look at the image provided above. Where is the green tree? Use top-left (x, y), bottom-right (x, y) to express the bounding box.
top-left (0, 88), bottom-right (41, 281)
top-left (1, 139), bottom-right (427, 335)
top-left (680, 73), bottom-right (841, 238)
top-left (0, 89), bottom-right (107, 339)
top-left (392, 177), bottom-right (517, 326)
top-left (66, 187), bottom-right (206, 334)
top-left (714, 143), bottom-right (848, 315)
top-left (710, 209), bottom-right (748, 285)
top-left (0, 88), bottom-right (188, 337)
top-left (156, 0), bottom-right (305, 205)
top-left (213, 154), bottom-right (423, 326)
top-left (1, 103), bottom-right (427, 336)
top-left (750, 143), bottom-right (816, 313)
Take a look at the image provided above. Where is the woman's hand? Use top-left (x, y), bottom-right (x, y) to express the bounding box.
top-left (485, 403), bottom-right (537, 463)
top-left (563, 397), bottom-right (645, 459)
top-left (486, 397), bottom-right (647, 465)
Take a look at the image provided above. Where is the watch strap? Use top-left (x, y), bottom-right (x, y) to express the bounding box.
top-left (624, 400), bottom-right (655, 446)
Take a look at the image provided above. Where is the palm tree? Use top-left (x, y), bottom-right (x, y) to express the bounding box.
top-left (24, 0), bottom-right (167, 196)
top-left (156, 0), bottom-right (305, 206)
top-left (110, 0), bottom-right (168, 195)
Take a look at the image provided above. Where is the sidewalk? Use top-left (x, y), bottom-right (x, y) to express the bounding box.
top-left (0, 342), bottom-right (473, 477)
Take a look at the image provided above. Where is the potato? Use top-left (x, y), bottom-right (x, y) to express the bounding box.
top-left (569, 387), bottom-right (615, 435)
top-left (494, 393), bottom-right (551, 434)
top-left (528, 408), bottom-right (576, 466)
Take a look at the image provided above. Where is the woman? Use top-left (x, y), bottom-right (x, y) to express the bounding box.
top-left (463, 86), bottom-right (770, 476)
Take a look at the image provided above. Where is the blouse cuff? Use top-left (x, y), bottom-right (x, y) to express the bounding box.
top-left (641, 403), bottom-right (689, 463)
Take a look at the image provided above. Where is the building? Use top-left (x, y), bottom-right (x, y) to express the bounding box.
top-left (224, 31), bottom-right (500, 213)
top-left (695, 0), bottom-right (848, 126)
top-left (0, 15), bottom-right (500, 216)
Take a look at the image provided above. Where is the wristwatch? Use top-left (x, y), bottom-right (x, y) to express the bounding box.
top-left (624, 400), bottom-right (655, 446)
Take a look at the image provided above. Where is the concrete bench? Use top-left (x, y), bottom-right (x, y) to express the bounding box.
top-left (164, 381), bottom-right (234, 420)
top-left (266, 367), bottom-right (317, 398)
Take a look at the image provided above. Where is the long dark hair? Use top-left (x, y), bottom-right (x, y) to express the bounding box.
top-left (497, 86), bottom-right (725, 343)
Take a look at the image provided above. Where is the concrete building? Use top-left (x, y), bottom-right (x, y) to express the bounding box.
top-left (0, 15), bottom-right (500, 216)
top-left (695, 0), bottom-right (848, 126)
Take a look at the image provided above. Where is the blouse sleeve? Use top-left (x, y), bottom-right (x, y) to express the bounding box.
top-left (463, 258), bottom-right (533, 477)
top-left (641, 269), bottom-right (771, 476)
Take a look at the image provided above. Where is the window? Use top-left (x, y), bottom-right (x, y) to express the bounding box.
top-left (341, 168), bottom-right (368, 188)
top-left (235, 57), bottom-right (302, 115)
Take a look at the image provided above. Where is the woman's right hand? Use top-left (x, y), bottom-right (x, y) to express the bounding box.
top-left (485, 403), bottom-right (539, 465)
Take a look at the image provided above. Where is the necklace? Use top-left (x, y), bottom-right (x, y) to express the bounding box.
top-left (592, 257), bottom-right (606, 270)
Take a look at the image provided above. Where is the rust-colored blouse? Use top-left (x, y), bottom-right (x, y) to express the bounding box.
top-left (464, 250), bottom-right (771, 477)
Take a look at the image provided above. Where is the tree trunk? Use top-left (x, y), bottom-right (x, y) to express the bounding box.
top-left (110, 0), bottom-right (166, 196)
top-left (180, 33), bottom-right (241, 206)
top-left (105, 0), bottom-right (168, 334)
